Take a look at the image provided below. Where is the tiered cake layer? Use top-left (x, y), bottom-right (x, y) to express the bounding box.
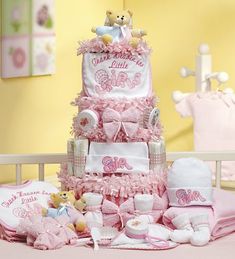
top-left (59, 40), bottom-right (166, 201)
top-left (82, 52), bottom-right (152, 98)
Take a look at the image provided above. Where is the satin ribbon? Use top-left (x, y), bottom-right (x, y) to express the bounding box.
top-left (125, 230), bottom-right (170, 249)
top-left (102, 107), bottom-right (140, 141)
top-left (86, 205), bottom-right (101, 212)
top-left (134, 210), bottom-right (163, 223)
top-left (57, 205), bottom-right (70, 216)
top-left (102, 198), bottom-right (135, 228)
top-left (112, 24), bottom-right (131, 40)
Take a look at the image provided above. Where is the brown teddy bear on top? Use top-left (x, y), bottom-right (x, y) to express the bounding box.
top-left (91, 10), bottom-right (147, 47)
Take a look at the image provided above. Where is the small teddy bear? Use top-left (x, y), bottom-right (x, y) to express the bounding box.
top-left (91, 10), bottom-right (147, 47)
top-left (42, 191), bottom-right (87, 232)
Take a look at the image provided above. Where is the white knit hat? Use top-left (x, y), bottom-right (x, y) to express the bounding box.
top-left (167, 157), bottom-right (213, 207)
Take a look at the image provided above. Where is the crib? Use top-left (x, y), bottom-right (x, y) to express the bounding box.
top-left (1, 151), bottom-right (235, 188)
top-left (1, 151), bottom-right (235, 259)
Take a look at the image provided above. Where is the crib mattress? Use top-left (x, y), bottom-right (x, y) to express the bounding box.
top-left (1, 233), bottom-right (235, 259)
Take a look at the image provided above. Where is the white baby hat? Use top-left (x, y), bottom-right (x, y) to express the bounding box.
top-left (167, 157), bottom-right (213, 206)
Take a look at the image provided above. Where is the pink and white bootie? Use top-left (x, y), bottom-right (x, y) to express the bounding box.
top-left (190, 214), bottom-right (210, 246)
top-left (170, 213), bottom-right (194, 243)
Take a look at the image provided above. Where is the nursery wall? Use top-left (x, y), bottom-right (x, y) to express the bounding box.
top-left (0, 0), bottom-right (122, 182)
top-left (125, 0), bottom-right (235, 150)
top-left (1, 0), bottom-right (235, 183)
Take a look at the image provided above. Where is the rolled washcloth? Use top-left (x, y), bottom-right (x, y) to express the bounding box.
top-left (67, 139), bottom-right (74, 176)
top-left (163, 188), bottom-right (235, 240)
top-left (149, 139), bottom-right (166, 176)
top-left (74, 138), bottom-right (89, 178)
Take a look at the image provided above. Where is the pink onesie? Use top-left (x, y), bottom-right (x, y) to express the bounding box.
top-left (175, 91), bottom-right (235, 180)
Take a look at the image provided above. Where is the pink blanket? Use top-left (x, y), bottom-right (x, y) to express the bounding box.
top-left (163, 188), bottom-right (235, 240)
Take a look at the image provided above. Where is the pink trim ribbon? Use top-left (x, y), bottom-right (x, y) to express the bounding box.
top-left (102, 107), bottom-right (140, 141)
top-left (125, 230), bottom-right (170, 249)
top-left (102, 198), bottom-right (135, 228)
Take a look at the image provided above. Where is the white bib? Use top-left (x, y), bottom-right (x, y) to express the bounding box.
top-left (0, 181), bottom-right (58, 230)
top-left (82, 53), bottom-right (152, 98)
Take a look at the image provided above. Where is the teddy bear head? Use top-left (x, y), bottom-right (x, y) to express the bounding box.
top-left (50, 190), bottom-right (76, 208)
top-left (105, 10), bottom-right (133, 27)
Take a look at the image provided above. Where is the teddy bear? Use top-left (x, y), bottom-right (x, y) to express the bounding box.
top-left (91, 10), bottom-right (147, 47)
top-left (42, 190), bottom-right (87, 232)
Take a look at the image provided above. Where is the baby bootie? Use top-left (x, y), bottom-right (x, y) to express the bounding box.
top-left (134, 194), bottom-right (154, 224)
top-left (190, 214), bottom-right (210, 246)
top-left (170, 213), bottom-right (194, 243)
top-left (83, 193), bottom-right (103, 229)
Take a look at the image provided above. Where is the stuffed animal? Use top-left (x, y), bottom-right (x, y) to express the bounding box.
top-left (42, 191), bottom-right (87, 232)
top-left (91, 10), bottom-right (147, 47)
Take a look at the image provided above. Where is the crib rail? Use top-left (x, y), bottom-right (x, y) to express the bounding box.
top-left (0, 153), bottom-right (67, 185)
top-left (1, 152), bottom-right (235, 187)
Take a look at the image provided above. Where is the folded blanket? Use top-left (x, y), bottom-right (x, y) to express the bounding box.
top-left (163, 188), bottom-right (235, 240)
top-left (17, 215), bottom-right (78, 249)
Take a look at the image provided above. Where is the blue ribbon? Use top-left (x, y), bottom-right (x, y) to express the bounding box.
top-left (57, 205), bottom-right (69, 216)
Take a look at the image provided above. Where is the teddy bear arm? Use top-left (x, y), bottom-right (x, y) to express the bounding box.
top-left (131, 29), bottom-right (147, 38)
top-left (74, 199), bottom-right (86, 212)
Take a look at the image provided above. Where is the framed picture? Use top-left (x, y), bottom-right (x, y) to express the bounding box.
top-left (1, 0), bottom-right (55, 78)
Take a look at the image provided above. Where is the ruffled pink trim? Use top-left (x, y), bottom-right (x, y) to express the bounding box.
top-left (71, 94), bottom-right (162, 141)
top-left (72, 119), bottom-right (162, 142)
top-left (58, 164), bottom-right (166, 199)
top-left (71, 93), bottom-right (158, 109)
top-left (77, 38), bottom-right (151, 55)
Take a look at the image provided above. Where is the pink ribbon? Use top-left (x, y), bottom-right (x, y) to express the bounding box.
top-left (134, 210), bottom-right (163, 223)
top-left (102, 198), bottom-right (135, 228)
top-left (86, 205), bottom-right (101, 212)
top-left (125, 230), bottom-right (170, 249)
top-left (102, 107), bottom-right (140, 141)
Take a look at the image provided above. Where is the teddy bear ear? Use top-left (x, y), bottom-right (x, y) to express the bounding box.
top-left (127, 10), bottom-right (133, 17)
top-left (106, 10), bottom-right (112, 16)
top-left (50, 193), bottom-right (56, 200)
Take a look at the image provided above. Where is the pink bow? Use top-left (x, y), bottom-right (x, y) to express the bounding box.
top-left (102, 108), bottom-right (140, 141)
top-left (102, 198), bottom-right (135, 228)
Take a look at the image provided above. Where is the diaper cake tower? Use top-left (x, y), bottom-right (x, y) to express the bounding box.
top-left (59, 10), bottom-right (166, 206)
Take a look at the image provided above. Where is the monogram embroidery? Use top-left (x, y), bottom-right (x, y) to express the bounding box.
top-left (176, 189), bottom-right (206, 206)
top-left (102, 156), bottom-right (133, 173)
top-left (95, 69), bottom-right (142, 93)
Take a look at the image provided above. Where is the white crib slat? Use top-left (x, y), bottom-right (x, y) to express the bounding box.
top-left (38, 163), bottom-right (45, 181)
top-left (215, 160), bottom-right (222, 188)
top-left (16, 164), bottom-right (22, 185)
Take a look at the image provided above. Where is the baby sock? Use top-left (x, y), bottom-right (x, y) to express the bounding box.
top-left (170, 213), bottom-right (194, 243)
top-left (190, 214), bottom-right (211, 246)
